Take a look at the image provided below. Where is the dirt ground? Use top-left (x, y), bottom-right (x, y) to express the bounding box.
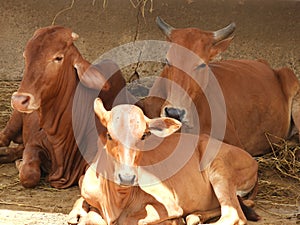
top-left (0, 0), bottom-right (299, 224)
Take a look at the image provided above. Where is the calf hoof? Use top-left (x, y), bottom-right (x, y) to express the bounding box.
top-left (67, 208), bottom-right (88, 225)
top-left (186, 214), bottom-right (200, 225)
top-left (84, 210), bottom-right (107, 225)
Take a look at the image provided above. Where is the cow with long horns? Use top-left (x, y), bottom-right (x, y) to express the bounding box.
top-left (139, 17), bottom-right (300, 156)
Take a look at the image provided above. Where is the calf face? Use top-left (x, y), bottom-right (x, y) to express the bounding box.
top-left (94, 98), bottom-right (181, 186)
top-left (11, 26), bottom-right (109, 113)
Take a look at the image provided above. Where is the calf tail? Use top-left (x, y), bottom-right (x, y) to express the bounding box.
top-left (247, 177), bottom-right (259, 201)
top-left (237, 195), bottom-right (261, 221)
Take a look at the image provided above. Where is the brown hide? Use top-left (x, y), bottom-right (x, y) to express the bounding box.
top-left (2, 26), bottom-right (135, 188)
top-left (144, 18), bottom-right (300, 156)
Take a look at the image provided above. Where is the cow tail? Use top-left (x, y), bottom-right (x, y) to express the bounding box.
top-left (274, 67), bottom-right (299, 101)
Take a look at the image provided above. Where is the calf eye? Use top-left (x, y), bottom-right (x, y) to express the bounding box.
top-left (107, 133), bottom-right (112, 140)
top-left (141, 131), bottom-right (151, 140)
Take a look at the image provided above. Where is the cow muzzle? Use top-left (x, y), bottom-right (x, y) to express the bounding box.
top-left (11, 92), bottom-right (39, 113)
top-left (163, 106), bottom-right (186, 122)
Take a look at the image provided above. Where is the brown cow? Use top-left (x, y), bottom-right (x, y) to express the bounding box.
top-left (139, 17), bottom-right (300, 157)
top-left (68, 98), bottom-right (260, 225)
top-left (0, 26), bottom-right (135, 188)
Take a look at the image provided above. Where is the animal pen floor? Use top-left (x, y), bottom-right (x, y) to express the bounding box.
top-left (0, 0), bottom-right (299, 224)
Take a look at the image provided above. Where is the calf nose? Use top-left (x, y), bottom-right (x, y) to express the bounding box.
top-left (11, 93), bottom-right (31, 111)
top-left (164, 107), bottom-right (186, 122)
top-left (118, 173), bottom-right (136, 186)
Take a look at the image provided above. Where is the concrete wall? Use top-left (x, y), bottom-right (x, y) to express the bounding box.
top-left (0, 0), bottom-right (299, 81)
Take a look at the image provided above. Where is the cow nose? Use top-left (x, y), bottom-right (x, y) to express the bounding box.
top-left (164, 107), bottom-right (186, 122)
top-left (11, 93), bottom-right (31, 111)
top-left (118, 173), bottom-right (136, 186)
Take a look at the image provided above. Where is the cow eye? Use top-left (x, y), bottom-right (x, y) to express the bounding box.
top-left (54, 56), bottom-right (64, 62)
top-left (107, 133), bottom-right (112, 140)
top-left (141, 131), bottom-right (151, 140)
top-left (195, 63), bottom-right (206, 70)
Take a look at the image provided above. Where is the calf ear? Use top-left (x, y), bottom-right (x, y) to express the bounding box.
top-left (209, 36), bottom-right (234, 61)
top-left (74, 57), bottom-right (110, 91)
top-left (94, 98), bottom-right (110, 127)
top-left (147, 117), bottom-right (182, 138)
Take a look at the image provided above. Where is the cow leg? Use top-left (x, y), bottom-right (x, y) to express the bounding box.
top-left (0, 144), bottom-right (24, 163)
top-left (0, 110), bottom-right (24, 163)
top-left (0, 110), bottom-right (23, 146)
top-left (17, 145), bottom-right (43, 188)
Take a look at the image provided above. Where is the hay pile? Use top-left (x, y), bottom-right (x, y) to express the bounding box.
top-left (257, 132), bottom-right (300, 182)
top-left (256, 132), bottom-right (300, 220)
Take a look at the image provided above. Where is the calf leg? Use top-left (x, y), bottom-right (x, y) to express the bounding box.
top-left (209, 178), bottom-right (246, 225)
top-left (137, 204), bottom-right (184, 225)
top-left (138, 169), bottom-right (183, 222)
top-left (207, 157), bottom-right (258, 224)
top-left (68, 197), bottom-right (89, 225)
top-left (68, 198), bottom-right (106, 225)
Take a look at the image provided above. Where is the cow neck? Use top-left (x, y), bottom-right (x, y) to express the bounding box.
top-left (39, 67), bottom-right (77, 137)
top-left (100, 178), bottom-right (135, 224)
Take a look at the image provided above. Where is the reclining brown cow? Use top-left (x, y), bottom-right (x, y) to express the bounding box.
top-left (0, 26), bottom-right (134, 188)
top-left (140, 17), bottom-right (300, 158)
top-left (68, 98), bottom-right (260, 225)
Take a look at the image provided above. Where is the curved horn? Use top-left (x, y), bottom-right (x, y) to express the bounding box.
top-left (156, 16), bottom-right (174, 38)
top-left (213, 22), bottom-right (236, 43)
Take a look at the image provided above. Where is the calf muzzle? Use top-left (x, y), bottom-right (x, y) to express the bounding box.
top-left (118, 173), bottom-right (136, 186)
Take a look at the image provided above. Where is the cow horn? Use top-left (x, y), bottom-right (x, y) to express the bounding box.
top-left (156, 16), bottom-right (174, 38)
top-left (71, 32), bottom-right (79, 41)
top-left (213, 22), bottom-right (236, 43)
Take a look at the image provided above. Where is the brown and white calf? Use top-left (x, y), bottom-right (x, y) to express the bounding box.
top-left (68, 98), bottom-right (260, 225)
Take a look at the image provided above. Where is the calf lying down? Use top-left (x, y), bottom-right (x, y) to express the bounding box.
top-left (68, 98), bottom-right (260, 225)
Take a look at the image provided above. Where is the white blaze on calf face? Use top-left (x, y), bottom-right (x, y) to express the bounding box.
top-left (108, 105), bottom-right (147, 166)
top-left (94, 98), bottom-right (182, 186)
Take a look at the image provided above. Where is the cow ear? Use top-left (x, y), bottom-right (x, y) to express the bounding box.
top-left (74, 57), bottom-right (110, 91)
top-left (146, 117), bottom-right (182, 138)
top-left (209, 36), bottom-right (234, 60)
top-left (94, 98), bottom-right (110, 127)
